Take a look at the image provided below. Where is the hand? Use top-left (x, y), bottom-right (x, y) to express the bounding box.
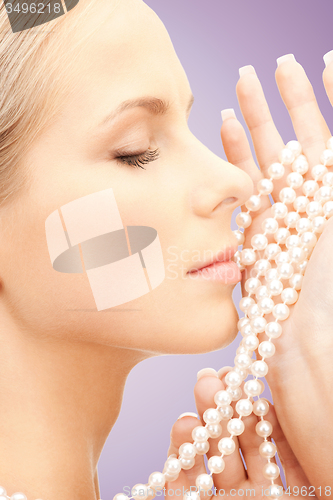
top-left (220, 56), bottom-right (333, 486)
top-left (163, 369), bottom-right (316, 500)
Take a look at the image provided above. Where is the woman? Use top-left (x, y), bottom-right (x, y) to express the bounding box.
top-left (0, 0), bottom-right (332, 499)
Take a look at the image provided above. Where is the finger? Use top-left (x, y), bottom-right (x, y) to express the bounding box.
top-left (237, 399), bottom-right (284, 489)
top-left (194, 371), bottom-right (247, 488)
top-left (267, 401), bottom-right (312, 490)
top-left (236, 66), bottom-right (287, 201)
top-left (167, 414), bottom-right (208, 491)
top-left (220, 110), bottom-right (271, 214)
top-left (323, 51), bottom-right (333, 112)
top-left (275, 54), bottom-right (330, 168)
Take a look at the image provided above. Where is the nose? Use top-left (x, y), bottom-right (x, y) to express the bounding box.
top-left (188, 139), bottom-right (254, 218)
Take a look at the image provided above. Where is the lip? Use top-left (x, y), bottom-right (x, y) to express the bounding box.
top-left (187, 246), bottom-right (239, 274)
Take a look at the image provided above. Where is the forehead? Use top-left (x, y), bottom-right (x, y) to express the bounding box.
top-left (61, 0), bottom-right (191, 129)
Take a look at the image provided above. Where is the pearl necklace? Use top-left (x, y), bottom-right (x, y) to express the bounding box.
top-left (1, 139), bottom-right (333, 500)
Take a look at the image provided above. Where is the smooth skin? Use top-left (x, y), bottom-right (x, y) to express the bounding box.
top-left (167, 58), bottom-right (333, 498)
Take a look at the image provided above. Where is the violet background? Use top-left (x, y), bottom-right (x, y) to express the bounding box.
top-left (98, 0), bottom-right (333, 497)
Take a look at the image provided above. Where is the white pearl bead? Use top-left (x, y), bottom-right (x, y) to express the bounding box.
top-left (264, 243), bottom-right (281, 260)
top-left (179, 457), bottom-right (195, 470)
top-left (206, 423), bottom-right (222, 438)
top-left (236, 211), bottom-right (252, 228)
top-left (256, 284), bottom-right (271, 298)
top-left (193, 441), bottom-right (210, 455)
top-left (264, 270), bottom-right (280, 284)
top-left (293, 195), bottom-right (309, 213)
top-left (286, 171), bottom-right (303, 189)
top-left (323, 200), bottom-right (333, 218)
top-left (258, 297), bottom-right (274, 315)
top-left (284, 211), bottom-right (300, 228)
top-left (244, 379), bottom-right (262, 397)
top-left (227, 417), bottom-right (246, 434)
top-left (312, 216), bottom-right (326, 233)
top-left (271, 202), bottom-right (288, 219)
top-left (289, 273), bottom-right (303, 290)
top-left (148, 472), bottom-right (166, 489)
top-left (132, 484), bottom-right (150, 500)
top-left (192, 425), bottom-right (209, 442)
top-left (292, 154), bottom-right (308, 175)
top-left (272, 303), bottom-right (290, 321)
top-left (268, 162), bottom-right (285, 179)
top-left (274, 227), bottom-right (290, 244)
top-left (241, 248), bottom-right (257, 266)
top-left (279, 147), bottom-right (295, 165)
top-left (165, 458), bottom-right (182, 474)
top-left (302, 180), bottom-right (319, 197)
top-left (251, 234), bottom-right (268, 251)
top-left (254, 258), bottom-right (271, 275)
top-left (184, 491), bottom-right (200, 500)
top-left (195, 473), bottom-right (213, 491)
top-left (256, 419), bottom-right (273, 437)
top-left (251, 360), bottom-right (268, 378)
top-left (226, 386), bottom-right (243, 401)
top-left (295, 217), bottom-right (312, 233)
top-left (323, 171), bottom-right (333, 187)
top-left (253, 398), bottom-right (270, 416)
top-left (300, 231), bottom-right (317, 248)
top-left (218, 437), bottom-right (236, 455)
top-left (265, 321), bottom-right (282, 339)
top-left (258, 340), bottom-right (276, 358)
top-left (262, 462), bottom-right (280, 480)
top-left (237, 317), bottom-right (250, 329)
top-left (241, 335), bottom-right (259, 350)
top-left (245, 194), bottom-right (262, 211)
top-left (269, 485), bottom-right (284, 498)
top-left (267, 279), bottom-right (283, 296)
top-left (236, 345), bottom-right (250, 355)
top-left (214, 390), bottom-right (232, 407)
top-left (281, 287), bottom-right (298, 304)
top-left (10, 495), bottom-right (27, 500)
top-left (235, 353), bottom-right (252, 369)
top-left (277, 262), bottom-right (294, 279)
top-left (279, 186), bottom-right (296, 204)
top-left (113, 494), bottom-right (129, 500)
top-left (275, 251), bottom-right (291, 265)
top-left (247, 304), bottom-right (261, 319)
top-left (259, 440), bottom-right (277, 458)
top-left (240, 323), bottom-right (254, 337)
top-left (245, 278), bottom-right (261, 293)
top-left (295, 260), bottom-right (308, 274)
top-left (286, 139), bottom-right (302, 156)
top-left (311, 163), bottom-right (328, 181)
top-left (262, 217), bottom-right (279, 234)
top-left (288, 246), bottom-right (305, 263)
top-left (250, 316), bottom-right (267, 334)
top-left (239, 297), bottom-right (255, 313)
top-left (225, 370), bottom-right (242, 388)
top-left (0, 489), bottom-right (6, 497)
top-left (203, 408), bottom-right (221, 425)
top-left (179, 443), bottom-right (197, 459)
top-left (235, 399), bottom-right (253, 417)
top-left (306, 200), bottom-right (323, 219)
top-left (207, 455), bottom-right (225, 474)
top-left (285, 234), bottom-right (301, 249)
top-left (315, 186), bottom-right (332, 203)
top-left (320, 148), bottom-right (333, 166)
top-left (326, 136), bottom-right (333, 150)
top-left (218, 405), bottom-right (234, 420)
top-left (257, 178), bottom-right (274, 195)
top-left (233, 229), bottom-right (245, 245)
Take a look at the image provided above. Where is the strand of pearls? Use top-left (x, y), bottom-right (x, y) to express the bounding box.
top-left (1, 140), bottom-right (333, 500)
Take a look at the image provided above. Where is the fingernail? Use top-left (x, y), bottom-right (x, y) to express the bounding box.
top-left (221, 108), bottom-right (236, 122)
top-left (239, 65), bottom-right (256, 77)
top-left (197, 367), bottom-right (219, 380)
top-left (217, 366), bottom-right (233, 378)
top-left (177, 412), bottom-right (200, 420)
top-left (277, 54), bottom-right (296, 66)
top-left (324, 50), bottom-right (333, 67)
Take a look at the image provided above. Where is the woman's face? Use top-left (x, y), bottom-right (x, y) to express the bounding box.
top-left (0, 0), bottom-right (253, 355)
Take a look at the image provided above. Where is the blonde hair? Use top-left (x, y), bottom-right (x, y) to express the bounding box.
top-left (0, 0), bottom-right (108, 207)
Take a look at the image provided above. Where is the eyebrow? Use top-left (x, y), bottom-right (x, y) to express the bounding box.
top-left (98, 93), bottom-right (195, 129)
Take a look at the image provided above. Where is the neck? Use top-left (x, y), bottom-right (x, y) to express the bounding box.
top-left (0, 314), bottom-right (150, 500)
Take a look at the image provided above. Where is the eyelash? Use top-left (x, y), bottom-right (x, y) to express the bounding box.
top-left (115, 148), bottom-right (160, 169)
